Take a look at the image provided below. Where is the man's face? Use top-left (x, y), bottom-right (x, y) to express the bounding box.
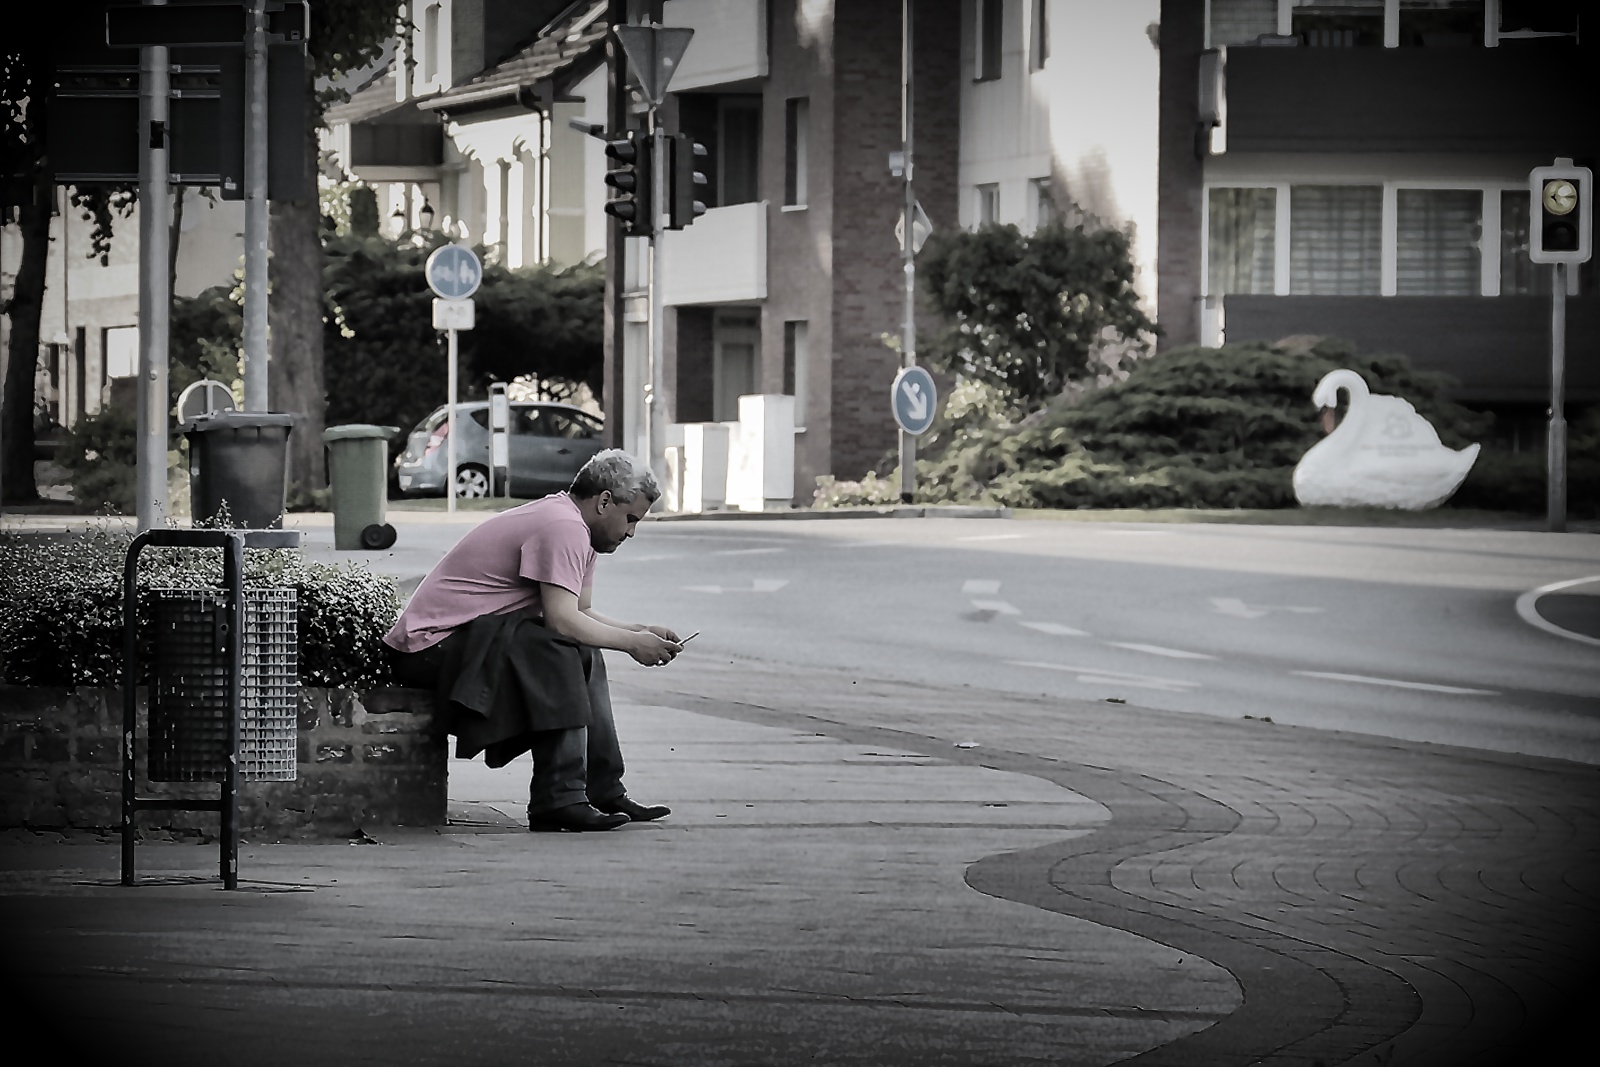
top-left (590, 490), bottom-right (647, 553)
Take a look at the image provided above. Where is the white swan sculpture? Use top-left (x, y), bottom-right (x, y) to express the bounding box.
top-left (1292, 369), bottom-right (1480, 510)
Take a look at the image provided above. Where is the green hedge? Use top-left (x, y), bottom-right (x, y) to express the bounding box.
top-left (0, 527), bottom-right (400, 688)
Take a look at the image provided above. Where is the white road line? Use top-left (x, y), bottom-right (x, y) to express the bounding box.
top-left (1515, 575), bottom-right (1600, 649)
top-left (957, 533), bottom-right (1025, 542)
top-left (1292, 671), bottom-right (1498, 696)
top-left (833, 540), bottom-right (897, 549)
top-left (1007, 660), bottom-right (1201, 692)
top-left (969, 599), bottom-right (1020, 615)
top-left (1018, 621), bottom-right (1091, 637)
top-left (962, 579), bottom-right (1001, 595)
top-left (708, 547), bottom-right (788, 557)
top-left (1211, 597), bottom-right (1323, 619)
top-left (683, 578), bottom-right (791, 594)
top-left (1106, 642), bottom-right (1216, 660)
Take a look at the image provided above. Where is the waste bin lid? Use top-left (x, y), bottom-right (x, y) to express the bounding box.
top-left (177, 411), bottom-right (298, 434)
top-left (323, 424), bottom-right (400, 442)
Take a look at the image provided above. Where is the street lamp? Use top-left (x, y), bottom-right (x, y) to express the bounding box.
top-left (418, 200), bottom-right (435, 231)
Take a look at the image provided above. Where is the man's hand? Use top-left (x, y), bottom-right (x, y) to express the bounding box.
top-left (629, 630), bottom-right (683, 667)
top-left (643, 624), bottom-right (680, 643)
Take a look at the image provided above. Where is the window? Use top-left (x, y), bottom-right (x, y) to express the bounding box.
top-left (1499, 190), bottom-right (1551, 296)
top-left (103, 325), bottom-right (138, 379)
top-left (1209, 0), bottom-right (1278, 46)
top-left (783, 321), bottom-right (809, 430)
top-left (1208, 188), bottom-right (1278, 295)
top-left (976, 183), bottom-right (1000, 226)
top-left (784, 97), bottom-right (809, 208)
top-left (1398, 1), bottom-right (1484, 47)
top-left (422, 3), bottom-right (440, 84)
top-left (1498, 0), bottom-right (1579, 38)
top-left (1032, 178), bottom-right (1056, 230)
top-left (1396, 189), bottom-right (1481, 296)
top-left (1290, 186), bottom-right (1381, 294)
top-left (718, 97), bottom-right (761, 206)
top-left (1292, 0), bottom-right (1385, 47)
top-left (976, 0), bottom-right (1003, 81)
top-left (1031, 0), bottom-right (1049, 69)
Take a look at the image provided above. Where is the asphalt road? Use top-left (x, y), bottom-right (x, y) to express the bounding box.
top-left (308, 514), bottom-right (1600, 767)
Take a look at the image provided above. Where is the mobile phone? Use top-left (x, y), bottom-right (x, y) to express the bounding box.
top-left (682, 631), bottom-right (700, 643)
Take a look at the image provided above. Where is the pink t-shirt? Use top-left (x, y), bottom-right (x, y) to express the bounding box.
top-left (383, 492), bottom-right (597, 653)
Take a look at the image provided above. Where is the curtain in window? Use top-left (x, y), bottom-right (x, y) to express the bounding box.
top-left (1210, 0), bottom-right (1278, 46)
top-left (1208, 188), bottom-right (1277, 295)
top-left (1499, 189), bottom-right (1552, 296)
top-left (1396, 189), bottom-right (1481, 296)
top-left (1290, 186), bottom-right (1382, 295)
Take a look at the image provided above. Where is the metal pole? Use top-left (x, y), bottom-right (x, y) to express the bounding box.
top-left (898, 0), bottom-right (916, 504)
top-left (1547, 262), bottom-right (1567, 532)
top-left (648, 114), bottom-right (668, 482)
top-left (135, 0), bottom-right (171, 532)
top-left (221, 533), bottom-right (243, 890)
top-left (120, 537), bottom-right (144, 885)
top-left (241, 0), bottom-right (269, 411)
top-left (447, 328), bottom-right (458, 512)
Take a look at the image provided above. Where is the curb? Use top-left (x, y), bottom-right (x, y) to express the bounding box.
top-left (649, 505), bottom-right (1012, 521)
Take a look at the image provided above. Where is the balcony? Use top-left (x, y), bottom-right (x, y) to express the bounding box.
top-left (1221, 43), bottom-right (1596, 154)
top-left (663, 0), bottom-right (768, 90)
top-left (1222, 295), bottom-right (1599, 403)
top-left (661, 202), bottom-right (768, 307)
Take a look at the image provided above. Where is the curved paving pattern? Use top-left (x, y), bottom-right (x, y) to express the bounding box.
top-left (639, 658), bottom-right (1600, 1066)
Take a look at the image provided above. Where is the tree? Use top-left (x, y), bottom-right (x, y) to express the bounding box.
top-left (270, 0), bottom-right (403, 504)
top-left (917, 220), bottom-right (1159, 411)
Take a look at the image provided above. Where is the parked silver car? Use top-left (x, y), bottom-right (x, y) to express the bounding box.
top-left (394, 401), bottom-right (605, 498)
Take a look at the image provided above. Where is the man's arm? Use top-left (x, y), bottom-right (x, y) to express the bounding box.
top-left (578, 584), bottom-right (681, 644)
top-left (541, 583), bottom-right (681, 666)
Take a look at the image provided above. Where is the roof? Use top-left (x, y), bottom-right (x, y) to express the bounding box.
top-left (325, 62), bottom-right (441, 128)
top-left (420, 0), bottom-right (609, 113)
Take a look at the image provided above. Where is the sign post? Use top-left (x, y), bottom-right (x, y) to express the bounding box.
top-left (425, 244), bottom-right (483, 513)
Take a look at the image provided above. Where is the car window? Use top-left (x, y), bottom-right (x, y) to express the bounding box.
top-left (468, 408), bottom-right (489, 429)
top-left (512, 407), bottom-right (548, 435)
top-left (545, 411), bottom-right (598, 439)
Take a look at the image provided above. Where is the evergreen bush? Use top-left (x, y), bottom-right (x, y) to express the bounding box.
top-left (0, 527), bottom-right (400, 688)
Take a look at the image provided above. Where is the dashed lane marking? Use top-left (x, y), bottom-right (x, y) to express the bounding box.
top-left (962, 579), bottom-right (1002, 595)
top-left (1018, 621), bottom-right (1091, 637)
top-left (1007, 661), bottom-right (1202, 692)
top-left (970, 600), bottom-right (1021, 616)
top-left (956, 533), bottom-right (1025, 542)
top-left (1106, 642), bottom-right (1217, 660)
top-left (1211, 597), bottom-right (1324, 619)
top-left (1291, 671), bottom-right (1498, 696)
top-left (683, 579), bottom-right (791, 594)
top-left (708, 547), bottom-right (788, 557)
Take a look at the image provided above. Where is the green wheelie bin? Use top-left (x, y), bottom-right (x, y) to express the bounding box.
top-left (323, 424), bottom-right (400, 550)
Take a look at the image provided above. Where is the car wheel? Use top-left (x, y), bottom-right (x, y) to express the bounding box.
top-left (454, 465), bottom-right (491, 498)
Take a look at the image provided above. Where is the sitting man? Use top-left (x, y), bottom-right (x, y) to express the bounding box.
top-left (384, 449), bottom-right (684, 832)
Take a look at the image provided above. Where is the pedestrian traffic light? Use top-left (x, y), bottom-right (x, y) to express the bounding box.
top-left (604, 129), bottom-right (653, 238)
top-left (668, 133), bottom-right (708, 230)
top-left (1529, 159), bottom-right (1592, 266)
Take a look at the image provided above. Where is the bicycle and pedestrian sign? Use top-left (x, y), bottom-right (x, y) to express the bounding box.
top-left (425, 244), bottom-right (482, 301)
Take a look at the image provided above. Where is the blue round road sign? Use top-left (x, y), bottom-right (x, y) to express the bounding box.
top-left (425, 244), bottom-right (483, 300)
top-left (891, 366), bottom-right (937, 435)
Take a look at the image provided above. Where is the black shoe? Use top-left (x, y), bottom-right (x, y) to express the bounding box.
top-left (594, 795), bottom-right (671, 822)
top-left (528, 803), bottom-right (630, 832)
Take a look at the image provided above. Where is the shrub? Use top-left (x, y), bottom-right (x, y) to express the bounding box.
top-left (56, 405), bottom-right (140, 514)
top-left (0, 527), bottom-right (401, 688)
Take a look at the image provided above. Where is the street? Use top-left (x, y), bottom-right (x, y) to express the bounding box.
top-left (308, 514), bottom-right (1600, 766)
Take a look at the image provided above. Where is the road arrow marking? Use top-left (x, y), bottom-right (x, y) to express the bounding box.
top-left (1292, 671), bottom-right (1497, 696)
top-left (1211, 597), bottom-right (1323, 619)
top-left (962, 580), bottom-right (1001, 595)
top-left (1107, 642), bottom-right (1216, 660)
top-left (1019, 621), bottom-right (1091, 637)
top-left (683, 579), bottom-right (791, 594)
top-left (1008, 661), bottom-right (1201, 692)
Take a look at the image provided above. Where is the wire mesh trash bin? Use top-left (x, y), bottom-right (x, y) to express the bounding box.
top-left (322, 424), bottom-right (400, 550)
top-left (122, 529), bottom-right (302, 890)
top-left (180, 411), bottom-right (296, 529)
top-left (147, 588), bottom-right (298, 783)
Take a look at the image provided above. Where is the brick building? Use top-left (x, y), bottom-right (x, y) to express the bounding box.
top-left (1158, 0), bottom-right (1596, 442)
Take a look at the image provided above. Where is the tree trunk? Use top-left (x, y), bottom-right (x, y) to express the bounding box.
top-left (268, 122), bottom-right (326, 499)
top-left (1, 173), bottom-right (51, 505)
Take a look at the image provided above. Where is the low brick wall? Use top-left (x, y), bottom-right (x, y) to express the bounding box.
top-left (0, 685), bottom-right (447, 837)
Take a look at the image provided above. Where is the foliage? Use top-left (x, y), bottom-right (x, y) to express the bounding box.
top-left (811, 337), bottom-right (1578, 514)
top-left (812, 471), bottom-right (904, 509)
top-left (322, 232), bottom-right (605, 439)
top-left (348, 185), bottom-right (380, 236)
top-left (55, 404), bottom-right (140, 514)
top-left (918, 220), bottom-right (1159, 408)
top-left (0, 526), bottom-right (401, 688)
top-left (170, 284), bottom-right (245, 400)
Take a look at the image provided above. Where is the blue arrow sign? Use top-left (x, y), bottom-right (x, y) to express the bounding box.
top-left (891, 366), bottom-right (937, 435)
top-left (425, 244), bottom-right (483, 300)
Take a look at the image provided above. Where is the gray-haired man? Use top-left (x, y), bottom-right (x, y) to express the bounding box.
top-left (385, 450), bottom-right (683, 831)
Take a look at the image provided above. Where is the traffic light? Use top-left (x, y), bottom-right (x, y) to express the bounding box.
top-left (604, 130), bottom-right (653, 237)
top-left (1529, 159), bottom-right (1592, 266)
top-left (668, 133), bottom-right (708, 230)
